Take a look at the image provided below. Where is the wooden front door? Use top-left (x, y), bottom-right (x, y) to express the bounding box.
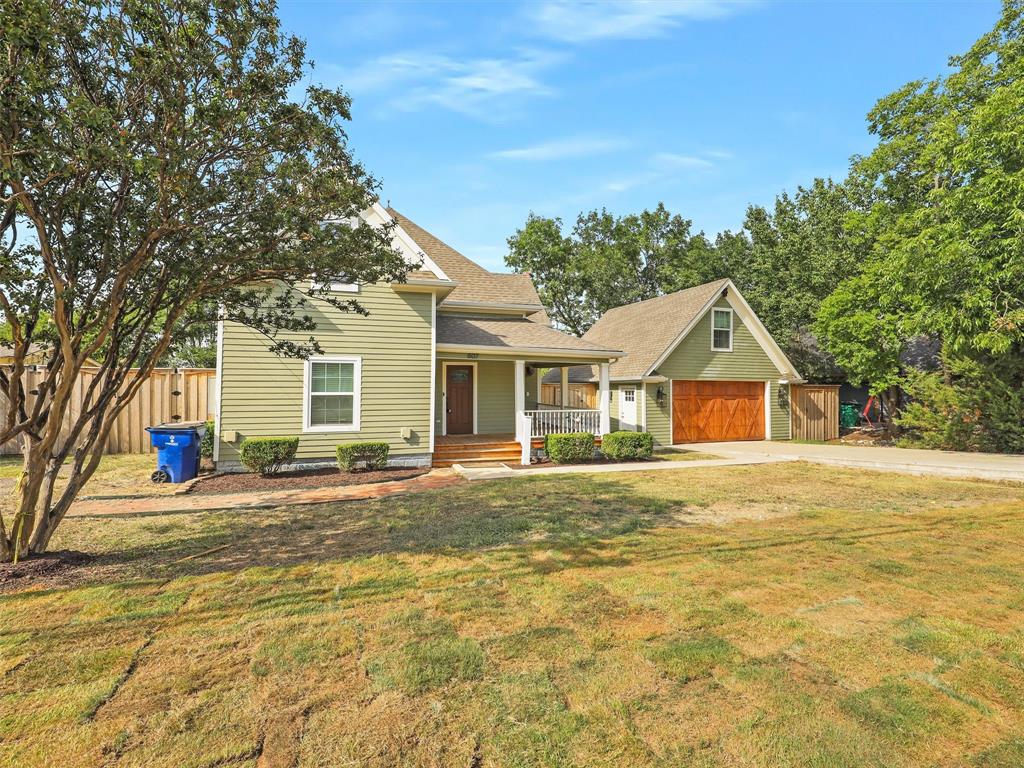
top-left (672, 380), bottom-right (765, 443)
top-left (445, 365), bottom-right (474, 434)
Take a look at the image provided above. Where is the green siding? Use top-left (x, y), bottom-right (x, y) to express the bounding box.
top-left (218, 284), bottom-right (433, 462)
top-left (477, 361), bottom-right (515, 433)
top-left (645, 383), bottom-right (670, 446)
top-left (643, 298), bottom-right (791, 445)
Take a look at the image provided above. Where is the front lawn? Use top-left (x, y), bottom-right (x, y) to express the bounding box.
top-left (2, 463), bottom-right (1024, 767)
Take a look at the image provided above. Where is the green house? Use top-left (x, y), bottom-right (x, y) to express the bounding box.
top-left (215, 207), bottom-right (803, 469)
top-left (214, 205), bottom-right (622, 470)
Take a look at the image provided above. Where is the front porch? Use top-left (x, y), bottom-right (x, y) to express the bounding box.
top-left (435, 357), bottom-right (613, 466)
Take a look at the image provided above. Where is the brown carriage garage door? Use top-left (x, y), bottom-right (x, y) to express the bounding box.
top-left (672, 380), bottom-right (765, 443)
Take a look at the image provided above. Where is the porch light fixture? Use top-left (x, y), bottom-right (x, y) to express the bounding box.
top-left (656, 385), bottom-right (666, 406)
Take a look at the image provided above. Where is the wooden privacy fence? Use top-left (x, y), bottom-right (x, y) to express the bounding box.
top-left (790, 384), bottom-right (840, 442)
top-left (0, 368), bottom-right (217, 455)
top-left (540, 383), bottom-right (597, 409)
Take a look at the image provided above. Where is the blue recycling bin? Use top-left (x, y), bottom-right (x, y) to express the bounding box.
top-left (145, 422), bottom-right (206, 483)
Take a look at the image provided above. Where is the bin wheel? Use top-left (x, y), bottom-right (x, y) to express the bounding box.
top-left (151, 469), bottom-right (170, 484)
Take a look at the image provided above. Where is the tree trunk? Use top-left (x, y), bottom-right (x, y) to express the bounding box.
top-left (10, 444), bottom-right (49, 561)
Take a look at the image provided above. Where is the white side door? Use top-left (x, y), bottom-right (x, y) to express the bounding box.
top-left (618, 386), bottom-right (638, 431)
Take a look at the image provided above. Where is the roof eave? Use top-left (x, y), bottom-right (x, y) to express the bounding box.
top-left (436, 343), bottom-right (622, 361)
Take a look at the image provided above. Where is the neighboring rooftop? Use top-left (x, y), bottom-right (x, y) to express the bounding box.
top-left (437, 316), bottom-right (621, 356)
top-left (388, 208), bottom-right (544, 309)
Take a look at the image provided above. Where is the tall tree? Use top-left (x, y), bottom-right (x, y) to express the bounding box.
top-left (0, 0), bottom-right (407, 561)
top-left (817, 0), bottom-right (1024, 425)
top-left (734, 179), bottom-right (863, 380)
top-left (506, 204), bottom-right (726, 335)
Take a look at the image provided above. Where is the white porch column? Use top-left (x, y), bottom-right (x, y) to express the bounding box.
top-left (598, 362), bottom-right (611, 435)
top-left (514, 359), bottom-right (529, 464)
top-left (560, 366), bottom-right (570, 408)
top-left (514, 359), bottom-right (526, 415)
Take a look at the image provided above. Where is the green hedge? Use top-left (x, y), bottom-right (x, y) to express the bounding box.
top-left (544, 432), bottom-right (595, 464)
top-left (238, 436), bottom-right (299, 476)
top-left (336, 441), bottom-right (390, 472)
top-left (601, 431), bottom-right (653, 461)
top-left (199, 420), bottom-right (215, 459)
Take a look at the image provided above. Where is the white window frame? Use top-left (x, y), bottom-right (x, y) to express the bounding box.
top-left (312, 281), bottom-right (360, 293)
top-left (303, 355), bottom-right (362, 433)
top-left (711, 308), bottom-right (734, 352)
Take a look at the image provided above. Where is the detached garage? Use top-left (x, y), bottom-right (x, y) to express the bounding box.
top-left (552, 279), bottom-right (804, 447)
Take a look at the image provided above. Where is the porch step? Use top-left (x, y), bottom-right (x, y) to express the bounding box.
top-left (433, 439), bottom-right (523, 467)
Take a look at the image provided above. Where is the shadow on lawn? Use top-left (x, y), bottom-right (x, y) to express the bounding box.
top-left (86, 473), bottom-right (681, 581)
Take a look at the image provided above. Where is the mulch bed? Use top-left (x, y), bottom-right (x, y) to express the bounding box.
top-left (189, 466), bottom-right (428, 495)
top-left (0, 550), bottom-right (94, 591)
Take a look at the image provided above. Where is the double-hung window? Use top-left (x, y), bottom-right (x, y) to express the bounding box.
top-left (304, 357), bottom-right (361, 431)
top-left (712, 308), bottom-right (733, 351)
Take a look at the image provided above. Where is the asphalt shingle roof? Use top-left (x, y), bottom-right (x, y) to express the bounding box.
top-left (388, 208), bottom-right (544, 309)
top-left (542, 280), bottom-right (730, 381)
top-left (437, 316), bottom-right (621, 355)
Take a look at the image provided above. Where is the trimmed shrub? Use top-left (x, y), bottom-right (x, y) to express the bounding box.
top-left (601, 430), bottom-right (654, 461)
top-left (239, 436), bottom-right (299, 476)
top-left (544, 432), bottom-right (595, 464)
top-left (336, 441), bottom-right (390, 472)
top-left (199, 420), bottom-right (215, 459)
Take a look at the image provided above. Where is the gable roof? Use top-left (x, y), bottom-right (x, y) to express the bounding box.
top-left (387, 208), bottom-right (544, 310)
top-left (552, 279), bottom-right (802, 382)
top-left (582, 280), bottom-right (731, 379)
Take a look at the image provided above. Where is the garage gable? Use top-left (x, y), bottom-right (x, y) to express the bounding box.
top-left (654, 297), bottom-right (783, 381)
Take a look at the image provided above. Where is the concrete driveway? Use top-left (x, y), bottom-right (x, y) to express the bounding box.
top-left (673, 440), bottom-right (1024, 483)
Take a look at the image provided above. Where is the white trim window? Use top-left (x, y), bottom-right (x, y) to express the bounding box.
top-left (712, 308), bottom-right (733, 351)
top-left (303, 356), bottom-right (361, 432)
top-left (313, 279), bottom-right (360, 293)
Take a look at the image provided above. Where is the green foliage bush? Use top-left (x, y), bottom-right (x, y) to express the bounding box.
top-left (544, 432), bottom-right (595, 463)
top-left (897, 362), bottom-right (1024, 454)
top-left (239, 436), bottom-right (299, 475)
top-left (199, 420), bottom-right (215, 459)
top-left (601, 431), bottom-right (654, 461)
top-left (336, 441), bottom-right (390, 472)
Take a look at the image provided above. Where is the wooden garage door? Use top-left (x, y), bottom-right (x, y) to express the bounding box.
top-left (672, 380), bottom-right (765, 443)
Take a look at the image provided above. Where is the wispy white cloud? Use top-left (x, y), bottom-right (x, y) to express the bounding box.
top-left (529, 0), bottom-right (751, 43)
top-left (490, 136), bottom-right (628, 161)
top-left (601, 149), bottom-right (727, 193)
top-left (653, 152), bottom-right (715, 169)
top-left (333, 49), bottom-right (561, 120)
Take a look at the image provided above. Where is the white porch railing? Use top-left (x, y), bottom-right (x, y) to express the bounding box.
top-left (524, 409), bottom-right (601, 438)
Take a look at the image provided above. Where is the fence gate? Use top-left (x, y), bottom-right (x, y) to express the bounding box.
top-left (790, 384), bottom-right (841, 442)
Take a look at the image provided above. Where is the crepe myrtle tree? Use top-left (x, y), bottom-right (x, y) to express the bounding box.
top-left (0, 0), bottom-right (409, 561)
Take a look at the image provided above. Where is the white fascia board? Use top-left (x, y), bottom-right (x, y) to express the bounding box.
top-left (439, 300), bottom-right (545, 314)
top-left (435, 343), bottom-right (621, 361)
top-left (371, 202), bottom-right (451, 281)
top-left (719, 280), bottom-right (803, 381)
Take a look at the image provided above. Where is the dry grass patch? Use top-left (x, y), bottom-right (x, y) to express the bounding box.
top-left (2, 463), bottom-right (1024, 766)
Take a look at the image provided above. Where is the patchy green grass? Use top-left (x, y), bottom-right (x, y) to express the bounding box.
top-left (2, 462), bottom-right (1024, 767)
top-left (0, 453), bottom-right (180, 506)
top-left (651, 448), bottom-right (721, 462)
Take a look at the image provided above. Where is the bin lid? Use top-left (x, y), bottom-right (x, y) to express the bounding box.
top-left (146, 421), bottom-right (207, 433)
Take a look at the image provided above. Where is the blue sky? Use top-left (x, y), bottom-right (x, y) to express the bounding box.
top-left (279, 0), bottom-right (999, 271)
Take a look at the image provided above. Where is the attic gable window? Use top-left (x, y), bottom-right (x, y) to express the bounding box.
top-left (712, 308), bottom-right (733, 351)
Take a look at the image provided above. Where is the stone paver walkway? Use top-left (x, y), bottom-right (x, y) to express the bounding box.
top-left (69, 470), bottom-right (461, 517)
